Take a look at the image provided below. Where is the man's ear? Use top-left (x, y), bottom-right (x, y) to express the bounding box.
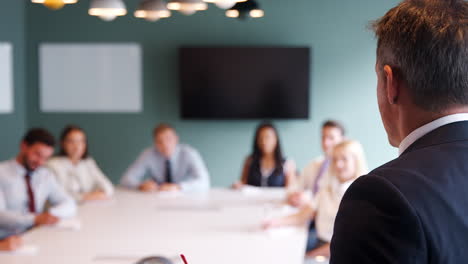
top-left (383, 65), bottom-right (399, 105)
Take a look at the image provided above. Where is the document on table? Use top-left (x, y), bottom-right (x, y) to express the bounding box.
top-left (0, 245), bottom-right (39, 256)
top-left (240, 185), bottom-right (263, 196)
top-left (155, 191), bottom-right (184, 199)
top-left (265, 226), bottom-right (300, 238)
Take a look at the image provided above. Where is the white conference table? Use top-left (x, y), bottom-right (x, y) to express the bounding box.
top-left (1, 187), bottom-right (309, 264)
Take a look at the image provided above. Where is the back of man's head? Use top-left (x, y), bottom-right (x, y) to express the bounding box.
top-left (22, 128), bottom-right (55, 147)
top-left (373, 0), bottom-right (468, 113)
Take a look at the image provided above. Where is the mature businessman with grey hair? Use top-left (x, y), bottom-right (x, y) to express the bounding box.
top-left (330, 0), bottom-right (468, 263)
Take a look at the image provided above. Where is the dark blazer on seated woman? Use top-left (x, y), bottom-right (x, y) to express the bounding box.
top-left (238, 122), bottom-right (296, 188)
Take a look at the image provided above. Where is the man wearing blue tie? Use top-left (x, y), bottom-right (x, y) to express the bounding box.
top-left (120, 123), bottom-right (210, 192)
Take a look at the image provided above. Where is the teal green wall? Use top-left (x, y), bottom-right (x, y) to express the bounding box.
top-left (0, 1), bottom-right (26, 161)
top-left (23, 0), bottom-right (399, 186)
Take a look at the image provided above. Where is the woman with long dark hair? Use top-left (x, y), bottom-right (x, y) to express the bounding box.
top-left (47, 125), bottom-right (114, 202)
top-left (233, 122), bottom-right (296, 188)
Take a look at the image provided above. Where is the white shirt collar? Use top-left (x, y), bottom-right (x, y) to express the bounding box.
top-left (12, 159), bottom-right (26, 174)
top-left (398, 113), bottom-right (468, 155)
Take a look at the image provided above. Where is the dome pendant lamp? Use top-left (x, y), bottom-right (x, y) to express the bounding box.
top-left (89, 0), bottom-right (127, 21)
top-left (31, 0), bottom-right (78, 10)
top-left (135, 0), bottom-right (171, 22)
top-left (167, 0), bottom-right (208, 16)
top-left (203, 0), bottom-right (246, 10)
top-left (226, 0), bottom-right (264, 19)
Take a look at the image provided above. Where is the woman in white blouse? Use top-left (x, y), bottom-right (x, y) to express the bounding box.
top-left (263, 140), bottom-right (368, 258)
top-left (47, 125), bottom-right (114, 202)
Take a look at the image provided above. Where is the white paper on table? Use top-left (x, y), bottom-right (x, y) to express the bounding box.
top-left (51, 218), bottom-right (82, 230)
top-left (155, 191), bottom-right (184, 199)
top-left (240, 185), bottom-right (263, 196)
top-left (0, 244), bottom-right (39, 256)
top-left (265, 226), bottom-right (299, 238)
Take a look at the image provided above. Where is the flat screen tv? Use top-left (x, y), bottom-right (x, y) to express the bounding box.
top-left (179, 46), bottom-right (310, 119)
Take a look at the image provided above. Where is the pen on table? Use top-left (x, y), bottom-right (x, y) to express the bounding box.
top-left (180, 254), bottom-right (189, 264)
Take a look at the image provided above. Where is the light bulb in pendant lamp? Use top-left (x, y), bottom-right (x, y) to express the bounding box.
top-left (226, 0), bottom-right (263, 19)
top-left (31, 0), bottom-right (78, 10)
top-left (135, 0), bottom-right (171, 22)
top-left (167, 0), bottom-right (207, 16)
top-left (203, 0), bottom-right (246, 10)
top-left (89, 0), bottom-right (127, 21)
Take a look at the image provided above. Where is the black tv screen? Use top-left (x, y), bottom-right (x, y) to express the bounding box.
top-left (179, 46), bottom-right (310, 119)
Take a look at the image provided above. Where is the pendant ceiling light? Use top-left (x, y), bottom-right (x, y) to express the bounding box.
top-left (135, 0), bottom-right (171, 22)
top-left (89, 0), bottom-right (127, 21)
top-left (31, 0), bottom-right (77, 10)
top-left (203, 0), bottom-right (246, 10)
top-left (226, 0), bottom-right (263, 19)
top-left (167, 0), bottom-right (208, 16)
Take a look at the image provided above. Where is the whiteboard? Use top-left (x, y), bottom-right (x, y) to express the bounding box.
top-left (39, 43), bottom-right (142, 112)
top-left (0, 43), bottom-right (13, 113)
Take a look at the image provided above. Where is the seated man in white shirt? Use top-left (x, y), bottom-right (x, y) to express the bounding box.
top-left (0, 128), bottom-right (77, 243)
top-left (287, 120), bottom-right (346, 207)
top-left (120, 123), bottom-right (210, 192)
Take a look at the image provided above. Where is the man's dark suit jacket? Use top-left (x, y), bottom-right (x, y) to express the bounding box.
top-left (330, 121), bottom-right (468, 263)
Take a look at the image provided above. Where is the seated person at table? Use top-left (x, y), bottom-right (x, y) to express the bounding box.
top-left (0, 128), bottom-right (77, 240)
top-left (120, 123), bottom-right (210, 192)
top-left (287, 120), bottom-right (345, 207)
top-left (0, 236), bottom-right (22, 251)
top-left (263, 140), bottom-right (367, 258)
top-left (233, 122), bottom-right (296, 188)
top-left (47, 125), bottom-right (114, 203)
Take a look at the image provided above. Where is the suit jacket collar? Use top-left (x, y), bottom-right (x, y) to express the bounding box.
top-left (402, 121), bottom-right (468, 156)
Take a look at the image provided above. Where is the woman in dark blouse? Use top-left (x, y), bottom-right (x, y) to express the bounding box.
top-left (233, 122), bottom-right (296, 188)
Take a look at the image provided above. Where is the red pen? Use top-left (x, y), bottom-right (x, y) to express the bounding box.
top-left (180, 254), bottom-right (189, 264)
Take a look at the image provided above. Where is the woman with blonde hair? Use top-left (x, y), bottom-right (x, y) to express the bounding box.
top-left (263, 140), bottom-right (368, 258)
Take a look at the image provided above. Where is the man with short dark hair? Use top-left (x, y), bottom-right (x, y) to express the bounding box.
top-left (120, 123), bottom-right (210, 192)
top-left (287, 120), bottom-right (346, 208)
top-left (0, 128), bottom-right (77, 244)
top-left (331, 0), bottom-right (468, 263)
top-left (286, 120), bottom-right (345, 254)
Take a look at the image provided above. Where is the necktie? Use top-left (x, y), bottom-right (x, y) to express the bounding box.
top-left (312, 159), bottom-right (330, 195)
top-left (165, 159), bottom-right (173, 183)
top-left (24, 171), bottom-right (36, 213)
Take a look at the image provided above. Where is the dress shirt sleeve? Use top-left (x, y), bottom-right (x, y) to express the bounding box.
top-left (179, 148), bottom-right (210, 192)
top-left (46, 172), bottom-right (77, 218)
top-left (89, 158), bottom-right (114, 196)
top-left (330, 174), bottom-right (426, 264)
top-left (0, 188), bottom-right (35, 232)
top-left (120, 149), bottom-right (152, 189)
top-left (294, 160), bottom-right (317, 192)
